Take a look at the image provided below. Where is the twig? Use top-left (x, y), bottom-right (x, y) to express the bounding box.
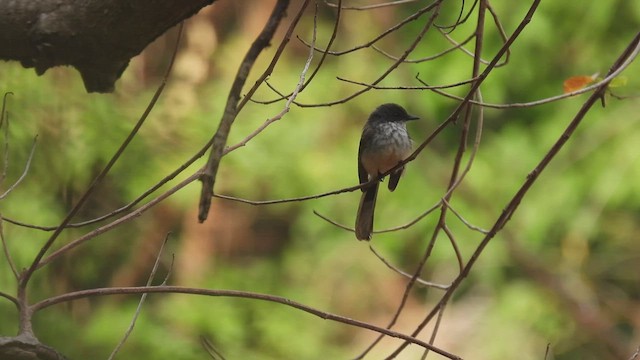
top-left (0, 289), bottom-right (17, 306)
top-left (336, 76), bottom-right (478, 90)
top-left (38, 172), bottom-right (198, 268)
top-left (108, 233), bottom-right (172, 360)
top-left (253, 0), bottom-right (342, 105)
top-left (0, 136), bottom-right (37, 200)
top-left (312, 202), bottom-right (439, 236)
top-left (201, 336), bottom-right (226, 360)
top-left (323, 0), bottom-right (419, 11)
top-left (442, 224), bottom-right (464, 273)
top-left (0, 215), bottom-right (18, 279)
top-left (294, 2), bottom-right (443, 107)
top-left (0, 93), bottom-right (12, 185)
top-left (369, 245), bottom-right (450, 290)
top-left (420, 304), bottom-right (447, 360)
top-left (371, 33), bottom-right (474, 63)
top-left (441, 199), bottom-right (488, 234)
top-left (420, 56), bottom-right (639, 109)
top-left (298, 2), bottom-right (439, 57)
top-left (435, 0), bottom-right (476, 32)
top-left (544, 343), bottom-right (552, 360)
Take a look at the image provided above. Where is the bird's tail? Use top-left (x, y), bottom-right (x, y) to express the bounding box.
top-left (355, 181), bottom-right (379, 241)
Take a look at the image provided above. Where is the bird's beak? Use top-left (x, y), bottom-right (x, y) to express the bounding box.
top-left (407, 114), bottom-right (420, 121)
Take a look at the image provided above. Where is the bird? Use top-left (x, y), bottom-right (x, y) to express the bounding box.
top-left (355, 103), bottom-right (419, 241)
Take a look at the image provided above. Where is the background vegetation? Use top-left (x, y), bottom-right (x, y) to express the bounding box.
top-left (0, 0), bottom-right (639, 359)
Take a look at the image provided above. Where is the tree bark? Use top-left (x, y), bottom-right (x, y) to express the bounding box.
top-left (0, 0), bottom-right (214, 93)
top-left (0, 335), bottom-right (67, 360)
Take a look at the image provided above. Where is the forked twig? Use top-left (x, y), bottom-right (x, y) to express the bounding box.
top-left (198, 0), bottom-right (300, 222)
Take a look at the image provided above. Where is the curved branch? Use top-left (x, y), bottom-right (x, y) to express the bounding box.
top-left (32, 285), bottom-right (461, 360)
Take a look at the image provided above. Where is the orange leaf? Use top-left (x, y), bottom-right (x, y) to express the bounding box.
top-left (563, 75), bottom-right (596, 93)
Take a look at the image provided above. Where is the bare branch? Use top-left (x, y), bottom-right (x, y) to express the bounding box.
top-left (32, 286), bottom-right (462, 359)
top-left (368, 245), bottom-right (450, 290)
top-left (371, 33), bottom-right (474, 63)
top-left (442, 199), bottom-right (488, 234)
top-left (198, 0), bottom-right (300, 222)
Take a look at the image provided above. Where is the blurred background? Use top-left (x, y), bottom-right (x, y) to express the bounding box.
top-left (0, 0), bottom-right (639, 359)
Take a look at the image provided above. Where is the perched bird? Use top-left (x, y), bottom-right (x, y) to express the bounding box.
top-left (355, 103), bottom-right (419, 240)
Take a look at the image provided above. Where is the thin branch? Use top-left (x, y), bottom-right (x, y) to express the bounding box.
top-left (544, 343), bottom-right (552, 360)
top-left (369, 245), bottom-right (450, 290)
top-left (0, 290), bottom-right (18, 306)
top-left (323, 0), bottom-right (419, 11)
top-left (376, 202), bottom-right (441, 234)
top-left (1, 97), bottom-right (11, 184)
top-left (442, 199), bottom-right (488, 234)
top-left (0, 216), bottom-right (18, 279)
top-left (297, 1), bottom-right (444, 109)
top-left (0, 92), bottom-right (11, 129)
top-left (312, 201), bottom-right (439, 236)
top-left (38, 172), bottom-right (198, 269)
top-left (336, 75), bottom-right (478, 90)
top-left (198, 0), bottom-right (298, 222)
top-left (0, 136), bottom-right (37, 200)
top-left (225, 2), bottom-right (318, 153)
top-left (108, 233), bottom-right (171, 360)
top-left (31, 286), bottom-right (461, 360)
top-left (421, 55), bottom-right (639, 109)
top-left (442, 224), bottom-right (464, 272)
top-left (371, 33), bottom-right (474, 63)
top-left (420, 304), bottom-right (447, 360)
top-left (435, 0), bottom-right (476, 32)
top-left (201, 336), bottom-right (227, 360)
top-left (299, 1), bottom-right (439, 56)
top-left (486, 0), bottom-right (510, 65)
top-left (253, 0), bottom-right (342, 105)
top-left (19, 23), bottom-right (185, 287)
